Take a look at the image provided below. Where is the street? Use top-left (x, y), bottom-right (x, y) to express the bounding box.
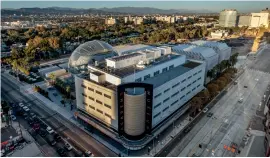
top-left (1, 73), bottom-right (117, 157)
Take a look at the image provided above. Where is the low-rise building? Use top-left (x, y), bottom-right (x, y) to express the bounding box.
top-left (250, 13), bottom-right (269, 28)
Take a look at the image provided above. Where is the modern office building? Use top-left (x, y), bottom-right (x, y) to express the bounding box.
top-left (191, 40), bottom-right (231, 63)
top-left (71, 41), bottom-right (206, 149)
top-left (219, 9), bottom-right (238, 27)
top-left (250, 13), bottom-right (269, 28)
top-left (238, 15), bottom-right (251, 27)
top-left (172, 44), bottom-right (219, 72)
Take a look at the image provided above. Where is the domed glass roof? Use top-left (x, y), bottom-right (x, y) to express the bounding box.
top-left (68, 40), bottom-right (118, 74)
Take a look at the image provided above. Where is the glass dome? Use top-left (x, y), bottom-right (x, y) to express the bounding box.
top-left (68, 40), bottom-right (118, 74)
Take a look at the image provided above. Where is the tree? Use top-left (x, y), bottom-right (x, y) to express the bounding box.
top-left (66, 86), bottom-right (71, 99)
top-left (198, 89), bottom-right (210, 104)
top-left (207, 83), bottom-right (219, 98)
top-left (48, 73), bottom-right (56, 85)
top-left (190, 97), bottom-right (202, 116)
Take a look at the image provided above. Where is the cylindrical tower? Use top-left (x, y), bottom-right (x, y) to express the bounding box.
top-left (124, 88), bottom-right (146, 136)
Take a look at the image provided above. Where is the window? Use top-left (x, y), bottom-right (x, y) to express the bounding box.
top-left (186, 91), bottom-right (191, 95)
top-left (154, 70), bottom-right (160, 76)
top-left (171, 91), bottom-right (179, 98)
top-left (105, 113), bottom-right (112, 119)
top-left (163, 97), bottom-right (170, 103)
top-left (192, 87), bottom-right (196, 91)
top-left (197, 77), bottom-right (202, 81)
top-left (169, 65), bottom-right (174, 69)
top-left (154, 102), bottom-right (161, 109)
top-left (96, 100), bottom-right (102, 105)
top-left (89, 105), bottom-right (95, 110)
top-left (81, 84), bottom-right (86, 88)
top-left (104, 104), bottom-right (111, 109)
top-left (187, 84), bottom-right (191, 87)
top-left (192, 80), bottom-right (196, 84)
top-left (83, 102), bottom-right (87, 105)
top-left (96, 109), bottom-right (103, 114)
top-left (188, 75), bottom-right (192, 79)
top-left (181, 79), bottom-right (186, 83)
top-left (197, 84), bottom-right (201, 88)
top-left (135, 78), bottom-right (142, 82)
top-left (171, 100), bottom-right (179, 106)
top-left (198, 70), bottom-right (202, 73)
top-left (154, 93), bottom-right (161, 98)
top-left (164, 88), bottom-right (170, 93)
top-left (172, 82), bottom-right (180, 88)
top-left (180, 95), bottom-right (185, 100)
top-left (181, 87), bottom-right (186, 91)
top-left (96, 90), bottom-right (102, 95)
top-left (88, 96), bottom-right (94, 101)
top-left (82, 93), bottom-right (87, 97)
top-left (193, 72), bottom-right (198, 76)
top-left (144, 74), bottom-right (151, 80)
top-left (163, 106), bottom-right (169, 112)
top-left (154, 112), bottom-right (161, 118)
top-left (162, 67), bottom-right (168, 73)
top-left (104, 94), bottom-right (111, 99)
top-left (88, 87), bottom-right (94, 91)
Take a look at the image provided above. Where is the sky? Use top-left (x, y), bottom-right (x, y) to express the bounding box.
top-left (2, 1), bottom-right (270, 13)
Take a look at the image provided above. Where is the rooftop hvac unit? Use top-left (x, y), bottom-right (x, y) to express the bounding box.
top-left (95, 61), bottom-right (99, 66)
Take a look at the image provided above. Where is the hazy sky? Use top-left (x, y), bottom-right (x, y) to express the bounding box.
top-left (2, 1), bottom-right (270, 13)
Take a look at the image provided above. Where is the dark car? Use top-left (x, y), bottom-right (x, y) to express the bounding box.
top-left (53, 93), bottom-right (58, 96)
top-left (27, 118), bottom-right (34, 125)
top-left (207, 112), bottom-right (213, 117)
top-left (45, 135), bottom-right (56, 146)
top-left (184, 126), bottom-right (191, 133)
top-left (57, 148), bottom-right (66, 157)
top-left (38, 129), bottom-right (47, 137)
top-left (33, 117), bottom-right (40, 123)
top-left (30, 112), bottom-right (36, 118)
top-left (54, 133), bottom-right (62, 141)
top-left (23, 113), bottom-right (28, 119)
top-left (74, 150), bottom-right (84, 157)
top-left (244, 86), bottom-right (248, 88)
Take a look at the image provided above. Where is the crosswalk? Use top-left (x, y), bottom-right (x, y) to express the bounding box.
top-left (246, 68), bottom-right (270, 75)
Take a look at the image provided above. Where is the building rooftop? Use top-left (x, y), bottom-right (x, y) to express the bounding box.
top-left (191, 40), bottom-right (229, 50)
top-left (173, 44), bottom-right (217, 58)
top-left (78, 73), bottom-right (117, 90)
top-left (113, 44), bottom-right (153, 55)
top-left (91, 54), bottom-right (181, 78)
top-left (108, 52), bottom-right (142, 62)
top-left (143, 60), bottom-right (200, 88)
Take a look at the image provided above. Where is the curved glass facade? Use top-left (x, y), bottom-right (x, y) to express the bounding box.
top-left (68, 40), bottom-right (118, 74)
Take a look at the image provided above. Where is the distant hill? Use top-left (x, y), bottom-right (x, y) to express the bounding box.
top-left (1, 7), bottom-right (216, 16)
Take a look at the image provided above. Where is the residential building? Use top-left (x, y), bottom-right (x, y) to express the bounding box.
top-left (250, 13), bottom-right (269, 28)
top-left (238, 15), bottom-right (251, 27)
top-left (219, 9), bottom-right (238, 27)
top-left (210, 30), bottom-right (229, 39)
top-left (105, 17), bottom-right (118, 25)
top-left (71, 41), bottom-right (206, 149)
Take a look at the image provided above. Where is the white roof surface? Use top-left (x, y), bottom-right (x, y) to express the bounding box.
top-left (113, 44), bottom-right (153, 55)
top-left (191, 40), bottom-right (229, 50)
top-left (172, 44), bottom-right (217, 58)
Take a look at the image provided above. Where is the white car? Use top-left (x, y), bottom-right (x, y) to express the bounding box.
top-left (23, 106), bottom-right (30, 112)
top-left (64, 142), bottom-right (73, 151)
top-left (202, 108), bottom-right (208, 113)
top-left (11, 115), bottom-right (16, 121)
top-left (46, 126), bottom-right (54, 134)
top-left (238, 98), bottom-right (243, 103)
top-left (19, 103), bottom-right (24, 108)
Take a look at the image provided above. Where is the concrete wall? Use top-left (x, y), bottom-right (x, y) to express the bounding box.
top-left (75, 76), bottom-right (118, 130)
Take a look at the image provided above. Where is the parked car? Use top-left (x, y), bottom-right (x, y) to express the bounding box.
top-left (54, 133), bottom-right (62, 141)
top-left (23, 106), bottom-right (30, 112)
top-left (10, 115), bottom-right (16, 121)
top-left (207, 112), bottom-right (213, 117)
top-left (38, 129), bottom-right (47, 137)
top-left (74, 150), bottom-right (84, 157)
top-left (27, 118), bottom-right (34, 125)
top-left (202, 108), bottom-right (208, 113)
top-left (85, 151), bottom-right (93, 157)
top-left (29, 112), bottom-right (36, 118)
top-left (244, 86), bottom-right (248, 88)
top-left (46, 126), bottom-right (54, 134)
top-left (18, 103), bottom-right (24, 108)
top-left (184, 126), bottom-right (191, 133)
top-left (64, 142), bottom-right (73, 151)
top-left (23, 113), bottom-right (28, 119)
top-left (56, 144), bottom-right (66, 156)
top-left (45, 135), bottom-right (56, 146)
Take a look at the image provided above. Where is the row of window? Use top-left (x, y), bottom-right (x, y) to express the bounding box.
top-left (82, 93), bottom-right (112, 109)
top-left (83, 102), bottom-right (112, 119)
top-left (81, 84), bottom-right (112, 99)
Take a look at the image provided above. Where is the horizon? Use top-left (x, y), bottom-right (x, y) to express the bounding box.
top-left (2, 1), bottom-right (270, 13)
